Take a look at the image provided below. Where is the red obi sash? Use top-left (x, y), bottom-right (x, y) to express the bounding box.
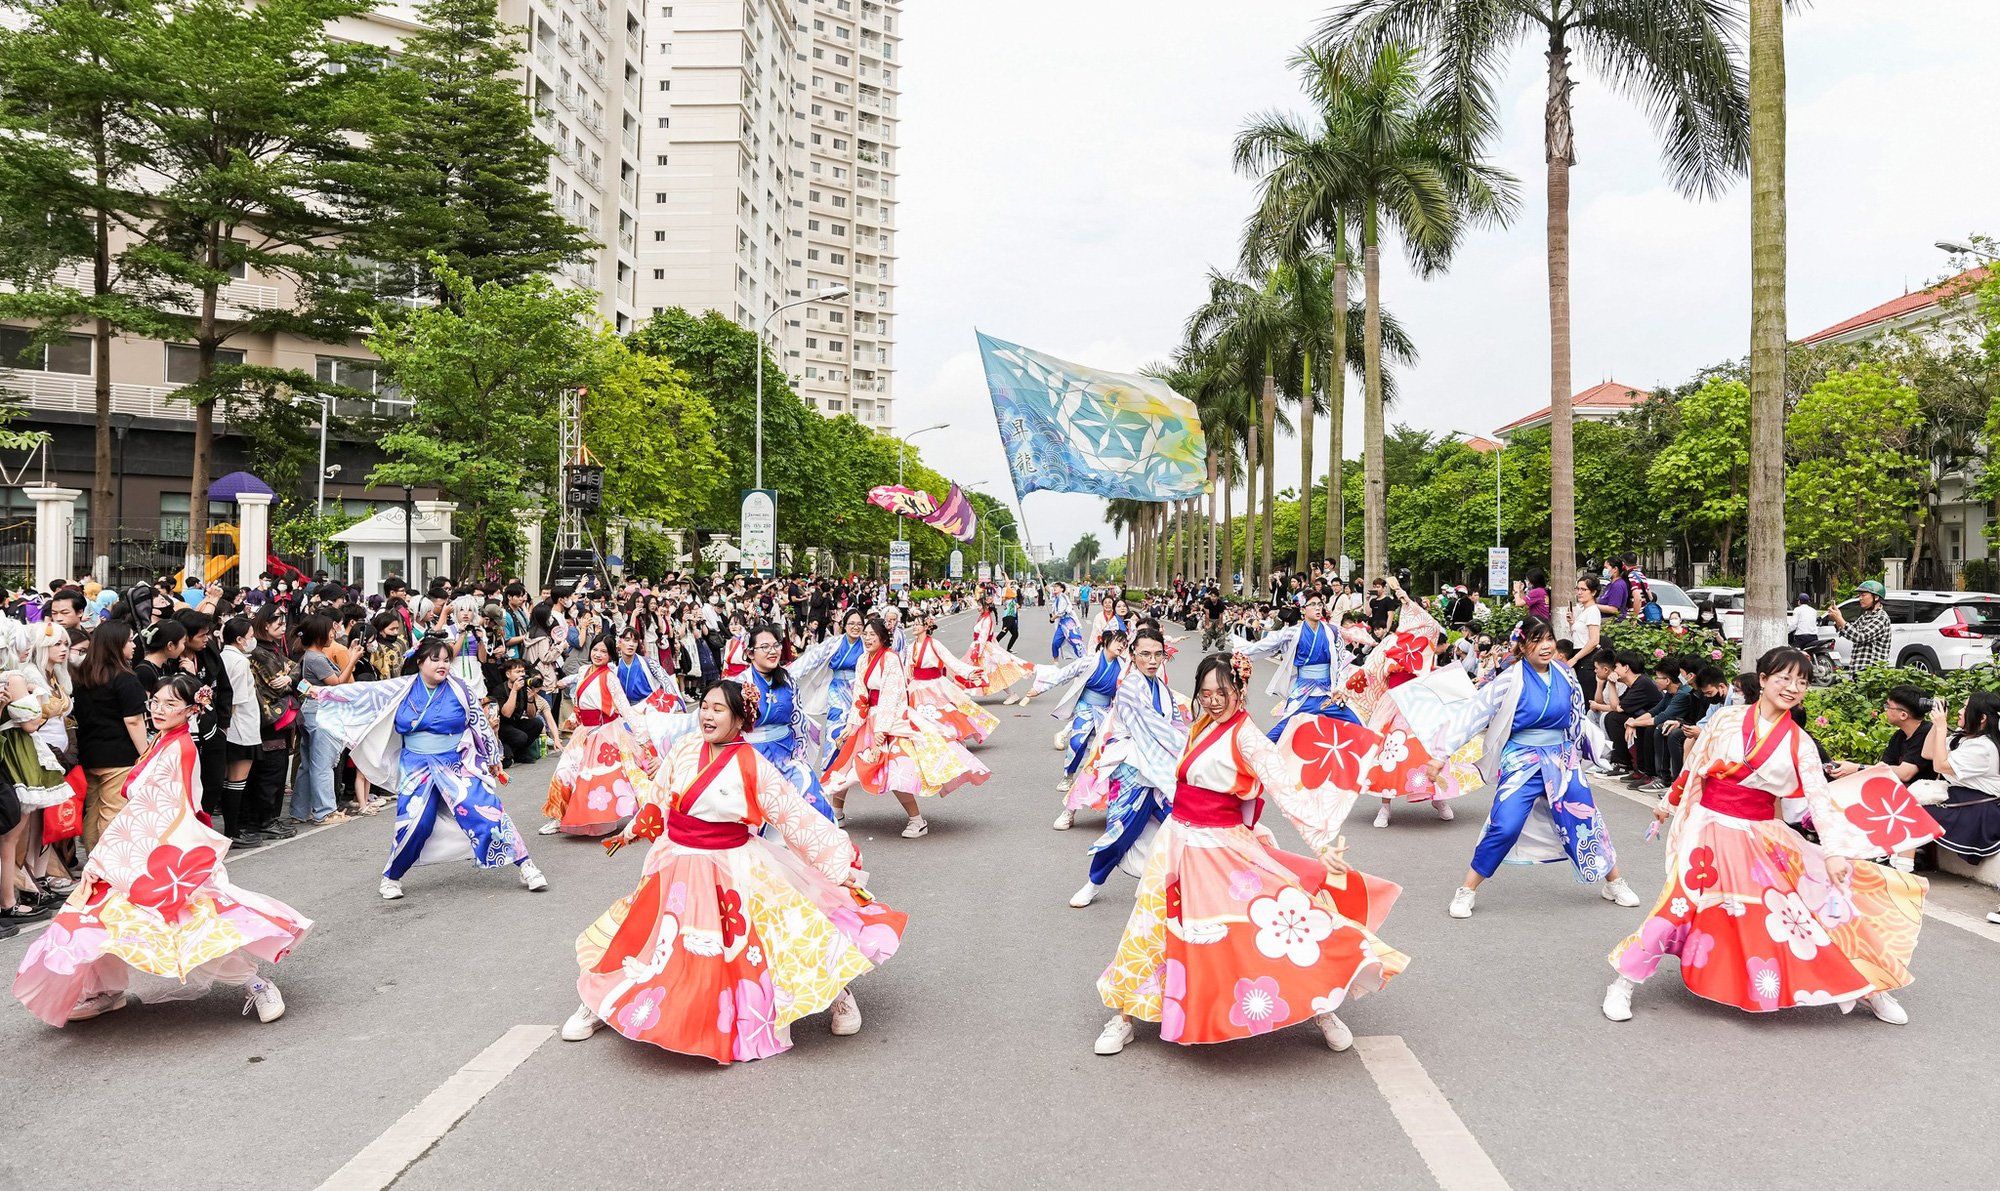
top-left (1698, 775), bottom-right (1777, 820)
top-left (859, 649), bottom-right (888, 708)
top-left (912, 666), bottom-right (946, 681)
top-left (1171, 711), bottom-right (1261, 828)
top-left (658, 741), bottom-right (762, 851)
top-left (1675, 707), bottom-right (1800, 815)
top-left (576, 708), bottom-right (613, 728)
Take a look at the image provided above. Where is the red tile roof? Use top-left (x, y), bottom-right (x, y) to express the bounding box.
top-left (1492, 381), bottom-right (1652, 437)
top-left (1798, 266), bottom-right (1990, 346)
top-left (1461, 436), bottom-right (1504, 453)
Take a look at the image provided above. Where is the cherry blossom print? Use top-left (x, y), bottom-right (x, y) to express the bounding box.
top-left (666, 881), bottom-right (687, 915)
top-left (1761, 889), bottom-right (1832, 960)
top-left (1228, 976), bottom-right (1289, 1035)
top-left (1669, 896), bottom-right (1690, 918)
top-left (1374, 732), bottom-right (1410, 771)
top-left (1227, 868), bottom-right (1263, 903)
top-left (29, 921), bottom-right (108, 976)
top-left (594, 741), bottom-right (623, 768)
top-left (586, 786), bottom-right (614, 812)
top-left (715, 985), bottom-right (735, 1033)
top-left (730, 974), bottom-right (784, 1061)
top-left (1250, 886), bottom-right (1335, 967)
top-left (1617, 914), bottom-right (1691, 980)
top-left (1289, 717), bottom-right (1377, 790)
top-left (1843, 773), bottom-right (1938, 852)
top-left (716, 886), bottom-right (748, 949)
top-left (127, 844), bottom-right (218, 922)
top-left (1745, 955), bottom-right (1782, 1011)
top-left (1160, 959), bottom-right (1188, 1042)
top-left (1681, 927), bottom-right (1716, 969)
top-left (1310, 990), bottom-right (1347, 1016)
top-left (617, 986), bottom-right (666, 1035)
top-left (1684, 846), bottom-right (1720, 893)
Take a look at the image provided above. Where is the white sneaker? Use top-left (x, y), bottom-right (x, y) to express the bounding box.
top-left (1602, 877), bottom-right (1641, 907)
top-left (1889, 854), bottom-right (1915, 873)
top-left (1862, 990), bottom-right (1908, 1025)
top-left (69, 990), bottom-right (130, 1021)
top-left (1052, 808), bottom-right (1076, 830)
top-left (379, 877), bottom-right (404, 901)
top-left (901, 816), bottom-right (929, 839)
top-left (1602, 977), bottom-right (1635, 1022)
top-left (560, 1004), bottom-right (603, 1041)
top-left (829, 988), bottom-right (862, 1036)
top-left (1434, 801), bottom-right (1454, 821)
top-left (1069, 881), bottom-right (1102, 908)
top-left (1057, 777), bottom-right (1074, 793)
top-left (1093, 1014), bottom-right (1134, 1055)
top-left (1448, 886), bottom-right (1476, 919)
top-left (1315, 1011), bottom-right (1354, 1051)
top-left (243, 978), bottom-right (285, 1023)
top-left (833, 808), bottom-right (847, 827)
top-left (537, 820), bottom-right (561, 836)
top-left (1372, 804), bottom-right (1391, 829)
top-left (519, 860), bottom-right (549, 891)
top-left (1986, 907), bottom-right (2000, 926)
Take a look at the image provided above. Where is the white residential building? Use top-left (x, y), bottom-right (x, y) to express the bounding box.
top-left (628, 0), bottom-right (898, 423)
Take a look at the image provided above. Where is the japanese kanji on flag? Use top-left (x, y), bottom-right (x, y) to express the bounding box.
top-left (1822, 764), bottom-right (1942, 854)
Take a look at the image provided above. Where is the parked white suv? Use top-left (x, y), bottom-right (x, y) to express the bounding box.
top-left (1820, 589), bottom-right (2000, 673)
top-left (1685, 586), bottom-right (1745, 642)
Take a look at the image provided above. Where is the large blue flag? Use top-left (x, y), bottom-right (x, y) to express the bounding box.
top-left (976, 332), bottom-right (1208, 501)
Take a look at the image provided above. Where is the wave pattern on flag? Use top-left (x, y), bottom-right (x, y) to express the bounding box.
top-left (976, 332), bottom-right (1208, 500)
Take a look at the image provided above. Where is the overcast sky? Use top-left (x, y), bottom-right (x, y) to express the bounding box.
top-left (889, 0), bottom-right (2000, 563)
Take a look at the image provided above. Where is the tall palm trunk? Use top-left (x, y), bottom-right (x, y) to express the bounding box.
top-left (1206, 451), bottom-right (1219, 583)
top-left (1296, 350), bottom-right (1315, 572)
top-left (1222, 458), bottom-right (1235, 592)
top-left (1744, 0), bottom-right (1788, 659)
top-left (1362, 202), bottom-right (1387, 581)
top-left (1260, 366), bottom-right (1276, 589)
top-left (1323, 237), bottom-right (1347, 569)
top-left (91, 123), bottom-right (114, 581)
top-left (1243, 423), bottom-right (1259, 596)
top-left (1545, 31), bottom-right (1577, 602)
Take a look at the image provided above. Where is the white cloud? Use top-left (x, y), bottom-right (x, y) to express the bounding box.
top-left (893, 0), bottom-right (2000, 559)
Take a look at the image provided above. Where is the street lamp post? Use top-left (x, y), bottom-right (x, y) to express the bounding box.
top-left (401, 482), bottom-right (413, 586)
top-left (755, 287), bottom-right (849, 490)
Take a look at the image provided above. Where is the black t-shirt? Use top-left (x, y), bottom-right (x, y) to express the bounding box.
top-left (1368, 595), bottom-right (1398, 632)
top-left (1202, 593), bottom-right (1225, 622)
top-left (75, 671), bottom-right (147, 768)
top-left (1882, 722), bottom-right (1938, 784)
top-left (1618, 676), bottom-right (1662, 715)
top-left (1447, 595), bottom-right (1475, 624)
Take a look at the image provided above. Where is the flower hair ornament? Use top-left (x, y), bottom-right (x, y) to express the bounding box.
top-left (1230, 651), bottom-right (1255, 688)
top-left (193, 684), bottom-right (216, 710)
top-left (738, 681), bottom-right (762, 730)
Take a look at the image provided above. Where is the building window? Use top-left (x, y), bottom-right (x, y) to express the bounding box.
top-left (655, 192), bottom-right (668, 202)
top-left (652, 268), bottom-right (665, 279)
top-left (315, 356), bottom-right (388, 395)
top-left (164, 344), bottom-right (246, 385)
top-left (658, 80), bottom-right (670, 90)
top-left (806, 248), bottom-right (820, 260)
top-left (830, 252), bottom-right (845, 265)
top-left (805, 337), bottom-right (817, 348)
top-left (654, 230), bottom-right (666, 241)
top-left (656, 154), bottom-right (669, 165)
top-left (657, 117), bottom-right (670, 127)
top-left (0, 328), bottom-right (91, 374)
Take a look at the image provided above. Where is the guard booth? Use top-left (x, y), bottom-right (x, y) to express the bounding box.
top-left (331, 505), bottom-right (460, 594)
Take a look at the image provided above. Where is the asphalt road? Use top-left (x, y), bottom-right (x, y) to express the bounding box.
top-left (6, 605), bottom-right (2000, 1191)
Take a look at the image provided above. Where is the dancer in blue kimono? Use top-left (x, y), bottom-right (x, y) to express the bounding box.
top-left (1066, 626), bottom-right (1190, 907)
top-left (742, 623), bottom-right (836, 821)
top-left (793, 607), bottom-right (869, 775)
top-left (615, 625), bottom-right (681, 709)
top-left (1028, 629), bottom-right (1128, 822)
top-left (1418, 615), bottom-right (1640, 920)
top-left (301, 638), bottom-right (546, 901)
top-left (1233, 593), bottom-right (1363, 741)
top-left (1049, 581), bottom-right (1084, 661)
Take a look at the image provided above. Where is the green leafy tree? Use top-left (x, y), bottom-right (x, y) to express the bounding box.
top-left (1785, 365), bottom-right (1921, 580)
top-left (333, 0), bottom-right (591, 304)
top-left (1646, 378), bottom-right (1750, 570)
top-left (366, 265), bottom-right (608, 568)
top-left (117, 0), bottom-right (380, 573)
top-left (583, 349), bottom-right (724, 533)
top-left (0, 0), bottom-right (170, 568)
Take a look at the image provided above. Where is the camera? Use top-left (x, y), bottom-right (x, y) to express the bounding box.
top-left (1915, 694), bottom-right (1935, 715)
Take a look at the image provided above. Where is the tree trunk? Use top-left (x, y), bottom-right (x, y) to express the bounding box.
top-left (1260, 367), bottom-right (1276, 590)
top-left (1222, 459), bottom-right (1235, 593)
top-left (90, 136), bottom-right (113, 580)
top-left (1296, 350), bottom-right (1315, 572)
top-left (1546, 34), bottom-right (1577, 600)
top-left (1744, 0), bottom-right (1789, 660)
top-left (1362, 202), bottom-right (1387, 581)
top-left (187, 226), bottom-right (222, 582)
top-left (1243, 423), bottom-right (1259, 596)
top-left (1323, 246), bottom-right (1347, 569)
top-left (1206, 451), bottom-right (1218, 584)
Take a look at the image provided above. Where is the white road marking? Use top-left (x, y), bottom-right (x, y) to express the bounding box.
top-left (315, 1024), bottom-right (553, 1191)
top-left (1591, 777), bottom-right (2000, 943)
top-left (1355, 1035), bottom-right (1513, 1191)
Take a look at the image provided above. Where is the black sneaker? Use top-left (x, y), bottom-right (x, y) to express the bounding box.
top-left (0, 920), bottom-right (17, 940)
top-left (0, 902), bottom-right (53, 923)
top-left (229, 832), bottom-right (273, 849)
top-left (261, 822), bottom-right (297, 839)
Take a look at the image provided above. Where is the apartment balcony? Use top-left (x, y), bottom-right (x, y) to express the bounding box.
top-left (557, 28), bottom-right (576, 53)
top-left (618, 227), bottom-right (636, 252)
top-left (535, 41), bottom-right (556, 70)
top-left (580, 107), bottom-right (604, 134)
top-left (620, 123), bottom-right (637, 153)
top-left (0, 367), bottom-right (227, 428)
top-left (583, 3), bottom-right (608, 34)
top-left (620, 175), bottom-right (637, 204)
top-left (552, 85), bottom-right (575, 111)
top-left (583, 57), bottom-right (606, 86)
top-left (555, 141), bottom-right (577, 166)
top-left (534, 101), bottom-right (556, 133)
top-left (625, 28), bottom-right (641, 57)
top-left (579, 161), bottom-right (602, 190)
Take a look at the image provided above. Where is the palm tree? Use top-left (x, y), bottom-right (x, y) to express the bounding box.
top-left (1272, 42), bottom-right (1514, 581)
top-left (1321, 1), bottom-right (1750, 594)
top-left (1187, 269), bottom-right (1290, 595)
top-left (1071, 531), bottom-right (1103, 583)
top-left (1744, 0), bottom-right (1786, 658)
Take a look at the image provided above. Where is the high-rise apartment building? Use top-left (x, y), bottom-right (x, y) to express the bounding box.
top-left (630, 0), bottom-right (898, 424)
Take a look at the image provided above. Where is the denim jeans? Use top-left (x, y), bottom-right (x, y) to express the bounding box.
top-left (288, 722), bottom-right (341, 822)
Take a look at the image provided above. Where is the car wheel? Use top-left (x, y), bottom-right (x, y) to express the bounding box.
top-left (1898, 648), bottom-right (1938, 675)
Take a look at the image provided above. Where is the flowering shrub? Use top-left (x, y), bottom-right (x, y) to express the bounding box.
top-left (1601, 622), bottom-right (1739, 672)
top-left (1800, 662), bottom-right (2000, 762)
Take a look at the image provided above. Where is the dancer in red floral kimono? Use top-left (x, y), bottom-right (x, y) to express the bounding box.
top-left (540, 633), bottom-right (660, 838)
top-left (1604, 646), bottom-right (1933, 1024)
top-left (1094, 654), bottom-right (1407, 1056)
top-left (562, 680), bottom-right (905, 1063)
top-left (15, 676), bottom-right (309, 1026)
